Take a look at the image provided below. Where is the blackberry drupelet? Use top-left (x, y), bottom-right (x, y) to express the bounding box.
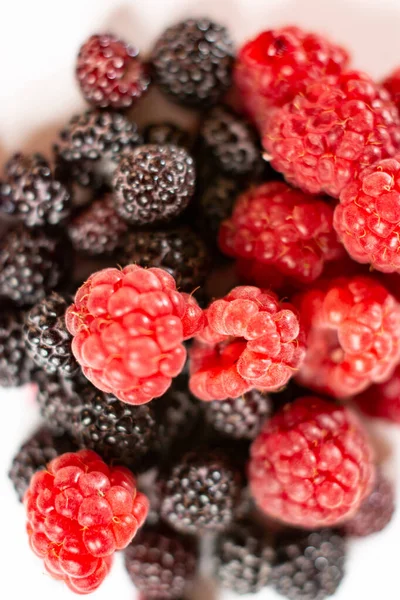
top-left (215, 521), bottom-right (275, 594)
top-left (143, 122), bottom-right (191, 148)
top-left (124, 525), bottom-right (198, 599)
top-left (72, 390), bottom-right (159, 469)
top-left (117, 226), bottom-right (210, 293)
top-left (151, 18), bottom-right (234, 107)
top-left (0, 307), bottom-right (33, 387)
top-left (112, 145), bottom-right (195, 225)
top-left (344, 469), bottom-right (395, 537)
top-left (0, 225), bottom-right (67, 306)
top-left (0, 152), bottom-right (71, 227)
top-left (24, 292), bottom-right (78, 377)
top-left (160, 450), bottom-right (242, 534)
top-left (34, 370), bottom-right (92, 434)
top-left (68, 194), bottom-right (128, 256)
top-left (199, 105), bottom-right (263, 176)
top-left (54, 109), bottom-right (142, 184)
top-left (272, 529), bottom-right (346, 600)
top-left (8, 426), bottom-right (76, 502)
top-left (196, 174), bottom-right (244, 249)
top-left (205, 390), bottom-right (272, 440)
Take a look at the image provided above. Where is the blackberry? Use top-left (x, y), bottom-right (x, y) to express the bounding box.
top-left (117, 226), bottom-right (210, 293)
top-left (204, 390), bottom-right (272, 440)
top-left (0, 225), bottom-right (68, 306)
top-left (196, 174), bottom-right (244, 249)
top-left (143, 122), bottom-right (191, 148)
top-left (215, 521), bottom-right (275, 594)
top-left (160, 450), bottom-right (242, 534)
top-left (199, 105), bottom-right (263, 176)
top-left (68, 194), bottom-right (128, 256)
top-left (8, 425), bottom-right (76, 501)
top-left (0, 153), bottom-right (71, 227)
top-left (34, 370), bottom-right (91, 434)
top-left (272, 529), bottom-right (346, 600)
top-left (151, 18), bottom-right (234, 108)
top-left (0, 308), bottom-right (33, 387)
top-left (24, 292), bottom-right (78, 377)
top-left (124, 525), bottom-right (198, 599)
top-left (112, 145), bottom-right (195, 225)
top-left (344, 469), bottom-right (395, 537)
top-left (54, 109), bottom-right (142, 184)
top-left (72, 391), bottom-right (159, 469)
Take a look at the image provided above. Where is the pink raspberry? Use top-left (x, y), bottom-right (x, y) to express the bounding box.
top-left (354, 363), bottom-right (400, 423)
top-left (249, 397), bottom-right (375, 529)
top-left (296, 276), bottom-right (400, 398)
top-left (219, 181), bottom-right (344, 285)
top-left (76, 34), bottom-right (150, 109)
top-left (234, 26), bottom-right (349, 127)
top-left (189, 286), bottom-right (306, 401)
top-left (334, 156), bottom-right (400, 273)
top-left (66, 265), bottom-right (204, 405)
top-left (263, 71), bottom-right (400, 198)
top-left (25, 449), bottom-right (148, 594)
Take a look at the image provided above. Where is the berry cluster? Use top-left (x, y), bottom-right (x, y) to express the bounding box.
top-left (4, 14), bottom-right (400, 600)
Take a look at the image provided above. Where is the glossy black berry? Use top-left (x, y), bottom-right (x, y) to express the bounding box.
top-left (143, 122), bottom-right (191, 148)
top-left (112, 145), bottom-right (195, 225)
top-left (151, 18), bottom-right (234, 108)
top-left (0, 153), bottom-right (71, 227)
top-left (117, 226), bottom-right (210, 293)
top-left (0, 308), bottom-right (33, 387)
top-left (271, 529), bottom-right (346, 600)
top-left (24, 292), bottom-right (78, 377)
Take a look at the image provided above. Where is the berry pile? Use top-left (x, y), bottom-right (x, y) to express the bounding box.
top-left (3, 15), bottom-right (400, 600)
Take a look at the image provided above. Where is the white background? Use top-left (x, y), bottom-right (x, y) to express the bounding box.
top-left (1, 1), bottom-right (400, 598)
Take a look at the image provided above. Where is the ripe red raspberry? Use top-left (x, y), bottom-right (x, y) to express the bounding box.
top-left (334, 156), bottom-right (400, 273)
top-left (383, 67), bottom-right (400, 111)
top-left (66, 265), bottom-right (204, 405)
top-left (263, 71), bottom-right (400, 198)
top-left (249, 397), bottom-right (375, 528)
top-left (234, 26), bottom-right (349, 127)
top-left (354, 363), bottom-right (400, 423)
top-left (76, 34), bottom-right (150, 109)
top-left (189, 286), bottom-right (306, 401)
top-left (25, 449), bottom-right (148, 594)
top-left (219, 181), bottom-right (344, 286)
top-left (296, 276), bottom-right (400, 398)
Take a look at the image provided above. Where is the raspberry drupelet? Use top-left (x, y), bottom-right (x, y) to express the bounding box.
top-left (66, 265), bottom-right (205, 405)
top-left (189, 285), bottom-right (306, 402)
top-left (234, 26), bottom-right (349, 127)
top-left (334, 156), bottom-right (400, 273)
top-left (296, 276), bottom-right (400, 398)
top-left (219, 181), bottom-right (344, 286)
top-left (25, 449), bottom-right (148, 594)
top-left (76, 34), bottom-right (150, 109)
top-left (249, 397), bottom-right (375, 528)
top-left (263, 71), bottom-right (400, 198)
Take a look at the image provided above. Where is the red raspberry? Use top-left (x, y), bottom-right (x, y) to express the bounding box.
top-left (76, 34), bottom-right (150, 109)
top-left (66, 265), bottom-right (204, 405)
top-left (263, 71), bottom-right (400, 198)
top-left (189, 286), bottom-right (306, 401)
top-left (296, 276), bottom-right (400, 398)
top-left (334, 156), bottom-right (400, 273)
top-left (343, 469), bottom-right (395, 537)
top-left (25, 449), bottom-right (148, 594)
top-left (249, 397), bottom-right (375, 528)
top-left (383, 67), bottom-right (400, 111)
top-left (219, 181), bottom-right (344, 286)
top-left (234, 26), bottom-right (349, 127)
top-left (354, 363), bottom-right (400, 423)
